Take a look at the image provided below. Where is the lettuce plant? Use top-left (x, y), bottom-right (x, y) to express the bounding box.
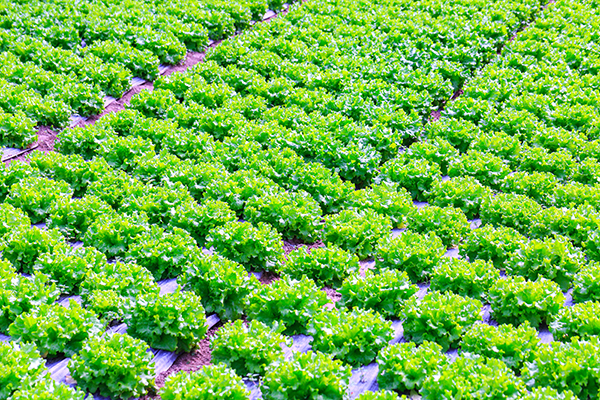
top-left (488, 276), bottom-right (565, 328)
top-left (572, 262), bottom-right (600, 304)
top-left (0, 342), bottom-right (47, 400)
top-left (427, 177), bottom-right (492, 219)
top-left (322, 209), bottom-right (392, 259)
top-left (338, 269), bottom-right (418, 318)
top-left (480, 193), bottom-right (543, 235)
top-left (430, 258), bottom-right (499, 301)
top-left (7, 378), bottom-right (86, 400)
top-left (402, 291), bottom-right (483, 351)
top-left (125, 291), bottom-right (207, 352)
top-left (504, 236), bottom-right (585, 291)
top-left (550, 301), bottom-right (600, 342)
top-left (282, 246), bottom-right (359, 288)
top-left (460, 322), bottom-right (540, 372)
top-left (69, 333), bottom-right (155, 399)
top-left (448, 150), bottom-right (511, 189)
top-left (161, 365), bottom-right (249, 400)
top-left (168, 199), bottom-right (236, 246)
top-left (0, 203), bottom-right (30, 240)
top-left (180, 254), bottom-right (258, 320)
top-left (1, 227), bottom-right (65, 274)
top-left (207, 221), bottom-right (284, 272)
top-left (407, 205), bottom-right (470, 247)
top-left (377, 156), bottom-right (442, 201)
top-left (261, 351), bottom-right (351, 400)
top-left (246, 276), bottom-right (329, 335)
top-left (6, 176), bottom-right (72, 224)
top-left (346, 182), bottom-right (413, 228)
top-left (83, 212), bottom-right (149, 258)
top-left (376, 231), bottom-right (446, 282)
top-left (47, 196), bottom-right (116, 241)
top-left (309, 308), bottom-right (393, 367)
top-left (9, 300), bottom-right (103, 358)
top-left (460, 225), bottom-right (527, 268)
top-left (210, 320), bottom-right (291, 377)
top-left (377, 341), bottom-right (448, 393)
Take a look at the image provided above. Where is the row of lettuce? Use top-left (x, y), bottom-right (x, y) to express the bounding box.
top-left (3, 0), bottom-right (600, 398)
top-left (0, 0), bottom-right (285, 148)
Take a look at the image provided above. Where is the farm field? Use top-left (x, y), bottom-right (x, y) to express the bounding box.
top-left (1, 0), bottom-right (600, 398)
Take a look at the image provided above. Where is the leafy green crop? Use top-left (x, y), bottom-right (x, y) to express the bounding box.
top-left (0, 342), bottom-right (47, 400)
top-left (460, 322), bottom-right (540, 372)
top-left (8, 378), bottom-right (86, 400)
top-left (572, 262), bottom-right (600, 304)
top-left (338, 269), bottom-right (418, 318)
top-left (244, 190), bottom-right (322, 241)
top-left (282, 246), bottom-right (359, 288)
top-left (488, 276), bottom-right (565, 328)
top-left (6, 176), bottom-right (72, 224)
top-left (161, 365), bottom-right (249, 400)
top-left (180, 253), bottom-right (258, 320)
top-left (323, 209), bottom-right (392, 259)
top-left (309, 308), bottom-right (393, 367)
top-left (480, 193), bottom-right (543, 235)
top-left (69, 333), bottom-right (155, 399)
top-left (125, 291), bottom-right (207, 352)
top-left (168, 199), bottom-right (236, 246)
top-left (261, 351), bottom-right (351, 400)
top-left (520, 387), bottom-right (577, 400)
top-left (377, 156), bottom-right (442, 202)
top-left (33, 245), bottom-right (107, 294)
top-left (83, 212), bottom-right (149, 258)
top-left (402, 291), bottom-right (483, 351)
top-left (207, 221), bottom-right (284, 272)
top-left (0, 203), bottom-right (30, 240)
top-left (346, 182), bottom-right (413, 228)
top-left (126, 226), bottom-right (200, 280)
top-left (47, 196), bottom-right (116, 241)
top-left (407, 205), bottom-right (470, 247)
top-left (421, 353), bottom-right (526, 399)
top-left (504, 236), bottom-right (585, 290)
top-left (460, 225), bottom-right (527, 268)
top-left (246, 276), bottom-right (329, 335)
top-left (430, 258), bottom-right (499, 301)
top-left (210, 320), bottom-right (291, 377)
top-left (376, 231), bottom-right (446, 282)
top-left (550, 301), bottom-right (600, 342)
top-left (1, 227), bottom-right (65, 274)
top-left (448, 150), bottom-right (511, 189)
top-left (427, 177), bottom-right (492, 219)
top-left (9, 300), bottom-right (103, 358)
top-left (377, 341), bottom-right (448, 393)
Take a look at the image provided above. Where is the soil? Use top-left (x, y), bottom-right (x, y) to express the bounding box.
top-left (141, 322), bottom-right (224, 399)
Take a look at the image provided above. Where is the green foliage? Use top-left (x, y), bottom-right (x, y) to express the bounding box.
top-left (86, 168), bottom-right (145, 209)
top-left (1, 227), bottom-right (65, 274)
top-left (261, 351), bottom-right (351, 400)
top-left (430, 258), bottom-right (499, 301)
top-left (346, 182), bottom-right (413, 228)
top-left (504, 236), bottom-right (585, 290)
top-left (210, 320), bottom-right (291, 377)
top-left (402, 291), bottom-right (483, 351)
top-left (69, 333), bottom-right (155, 399)
top-left (550, 301), bottom-right (600, 342)
top-left (0, 160), bottom-right (39, 202)
top-left (0, 203), bottom-right (30, 239)
top-left (427, 177), bottom-right (492, 220)
top-left (244, 190), bottom-right (322, 241)
top-left (407, 205), bottom-right (470, 247)
top-left (405, 138), bottom-right (459, 175)
top-left (282, 246), bottom-right (359, 288)
top-left (56, 125), bottom-right (117, 160)
top-left (8, 378), bottom-right (86, 400)
top-left (337, 269), bottom-right (418, 318)
top-left (309, 308), bottom-right (393, 367)
top-left (376, 231), bottom-right (446, 283)
top-left (6, 176), bottom-right (72, 224)
top-left (572, 262), bottom-right (600, 304)
top-left (85, 289), bottom-right (126, 324)
top-left (9, 300), bottom-right (103, 358)
top-left (377, 341), bottom-right (448, 393)
top-left (125, 291), bottom-right (207, 352)
top-left (522, 337), bottom-right (600, 399)
top-left (180, 254), bottom-right (258, 320)
top-left (33, 245), bottom-right (107, 294)
top-left (47, 196), bottom-right (116, 241)
top-left (207, 221), bottom-right (284, 272)
top-left (377, 156), bottom-right (441, 202)
top-left (421, 353), bottom-right (527, 399)
top-left (246, 276), bottom-right (329, 335)
top-left (83, 212), bottom-right (149, 258)
top-left (520, 387), bottom-right (577, 400)
top-left (126, 226), bottom-right (200, 281)
top-left (128, 88), bottom-right (179, 119)
top-left (168, 199), bottom-right (236, 246)
top-left (79, 261), bottom-right (159, 305)
top-left (448, 150), bottom-right (511, 189)
top-left (355, 391), bottom-right (404, 400)
top-left (119, 183), bottom-right (192, 226)
top-left (460, 225), bottom-right (527, 268)
top-left (500, 171), bottom-right (559, 205)
top-left (488, 276), bottom-right (565, 328)
top-left (322, 209), bottom-right (392, 259)
top-left (480, 193), bottom-right (543, 235)
top-left (0, 342), bottom-right (47, 400)
top-left (161, 365), bottom-right (249, 400)
top-left (460, 322), bottom-right (540, 372)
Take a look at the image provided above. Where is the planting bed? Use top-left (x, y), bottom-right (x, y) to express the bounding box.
top-left (2, 0), bottom-right (600, 399)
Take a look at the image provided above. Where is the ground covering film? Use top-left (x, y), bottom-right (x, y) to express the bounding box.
top-left (2, 0), bottom-right (600, 399)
